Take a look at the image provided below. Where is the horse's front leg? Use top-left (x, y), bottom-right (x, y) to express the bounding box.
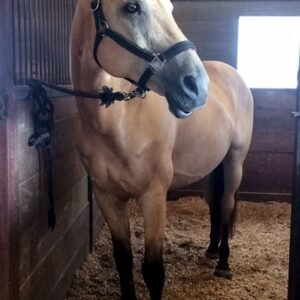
top-left (137, 187), bottom-right (167, 300)
top-left (93, 187), bottom-right (137, 300)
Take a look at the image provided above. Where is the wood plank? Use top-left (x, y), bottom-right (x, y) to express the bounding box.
top-left (18, 177), bottom-right (88, 285)
top-left (0, 121), bottom-right (11, 300)
top-left (243, 151), bottom-right (293, 177)
top-left (250, 129), bottom-right (294, 153)
top-left (174, 1), bottom-right (300, 22)
top-left (237, 191), bottom-right (291, 202)
top-left (17, 134), bottom-right (39, 183)
top-left (51, 239), bottom-right (89, 300)
top-left (241, 151), bottom-right (293, 194)
top-left (177, 21), bottom-right (236, 41)
top-left (16, 95), bottom-right (78, 134)
top-left (53, 150), bottom-right (86, 199)
top-left (0, 95), bottom-right (19, 300)
top-left (0, 2), bottom-right (18, 287)
top-left (176, 18), bottom-right (237, 65)
top-left (19, 206), bottom-right (89, 300)
top-left (253, 108), bottom-right (295, 132)
top-left (252, 89), bottom-right (296, 111)
top-left (18, 175), bottom-right (87, 232)
top-left (17, 122), bottom-right (84, 183)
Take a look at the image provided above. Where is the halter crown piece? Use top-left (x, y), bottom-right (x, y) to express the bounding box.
top-left (91, 0), bottom-right (197, 93)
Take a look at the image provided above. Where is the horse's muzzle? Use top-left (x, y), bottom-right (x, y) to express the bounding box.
top-left (166, 70), bottom-right (209, 118)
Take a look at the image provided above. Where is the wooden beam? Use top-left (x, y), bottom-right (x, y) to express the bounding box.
top-left (0, 0), bottom-right (18, 299)
top-left (288, 54), bottom-right (300, 300)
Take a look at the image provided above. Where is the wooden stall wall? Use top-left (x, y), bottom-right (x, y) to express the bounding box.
top-left (1, 1), bottom-right (102, 300)
top-left (0, 1), bottom-right (17, 299)
top-left (16, 93), bottom-right (89, 300)
top-left (13, 0), bottom-right (103, 299)
top-left (171, 0), bottom-right (300, 201)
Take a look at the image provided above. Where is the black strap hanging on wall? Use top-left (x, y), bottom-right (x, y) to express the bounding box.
top-left (27, 80), bottom-right (56, 231)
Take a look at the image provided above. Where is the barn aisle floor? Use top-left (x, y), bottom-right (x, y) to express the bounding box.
top-left (66, 197), bottom-right (290, 300)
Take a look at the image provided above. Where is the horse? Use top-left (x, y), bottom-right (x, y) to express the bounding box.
top-left (70, 0), bottom-right (253, 299)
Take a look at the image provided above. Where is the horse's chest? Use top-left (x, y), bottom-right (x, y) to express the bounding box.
top-left (81, 147), bottom-right (152, 197)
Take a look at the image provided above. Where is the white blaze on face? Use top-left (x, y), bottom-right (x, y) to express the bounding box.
top-left (103, 0), bottom-right (181, 51)
top-left (135, 0), bottom-right (183, 50)
top-left (162, 0), bottom-right (174, 13)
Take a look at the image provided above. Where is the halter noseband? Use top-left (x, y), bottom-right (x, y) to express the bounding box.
top-left (91, 0), bottom-right (196, 92)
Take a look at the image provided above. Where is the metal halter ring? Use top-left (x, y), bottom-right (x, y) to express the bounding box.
top-left (91, 0), bottom-right (100, 12)
top-left (99, 21), bottom-right (109, 36)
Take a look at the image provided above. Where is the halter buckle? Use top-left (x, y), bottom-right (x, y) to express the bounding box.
top-left (149, 54), bottom-right (166, 73)
top-left (123, 88), bottom-right (148, 101)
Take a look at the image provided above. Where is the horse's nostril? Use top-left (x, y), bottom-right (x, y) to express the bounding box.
top-left (183, 75), bottom-right (198, 95)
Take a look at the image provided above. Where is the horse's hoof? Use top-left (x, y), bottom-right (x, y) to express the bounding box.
top-left (205, 250), bottom-right (219, 260)
top-left (214, 268), bottom-right (233, 280)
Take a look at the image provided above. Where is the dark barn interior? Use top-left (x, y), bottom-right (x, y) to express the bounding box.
top-left (0, 1), bottom-right (300, 300)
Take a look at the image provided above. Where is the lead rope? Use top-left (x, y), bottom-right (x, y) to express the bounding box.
top-left (26, 79), bottom-right (147, 106)
top-left (27, 82), bottom-right (56, 230)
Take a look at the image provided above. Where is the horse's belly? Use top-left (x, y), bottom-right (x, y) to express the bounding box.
top-left (171, 126), bottom-right (232, 189)
top-left (170, 174), bottom-right (204, 190)
top-left (170, 98), bottom-right (234, 189)
top-left (170, 158), bottom-right (215, 190)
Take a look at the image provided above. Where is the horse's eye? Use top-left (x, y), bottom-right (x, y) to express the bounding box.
top-left (124, 2), bottom-right (140, 14)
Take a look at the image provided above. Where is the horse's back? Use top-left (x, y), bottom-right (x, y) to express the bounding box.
top-left (203, 61), bottom-right (253, 107)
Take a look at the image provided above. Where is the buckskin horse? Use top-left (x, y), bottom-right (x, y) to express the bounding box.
top-left (70, 0), bottom-right (253, 299)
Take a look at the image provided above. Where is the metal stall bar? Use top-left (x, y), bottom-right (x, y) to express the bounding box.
top-left (288, 53), bottom-right (300, 300)
top-left (13, 0), bottom-right (74, 85)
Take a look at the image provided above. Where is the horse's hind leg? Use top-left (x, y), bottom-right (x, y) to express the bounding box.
top-left (205, 163), bottom-right (223, 260)
top-left (137, 187), bottom-right (167, 300)
top-left (93, 187), bottom-right (137, 300)
top-left (214, 152), bottom-right (244, 279)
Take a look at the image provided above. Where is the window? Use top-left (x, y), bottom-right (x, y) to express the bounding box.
top-left (237, 16), bottom-right (300, 89)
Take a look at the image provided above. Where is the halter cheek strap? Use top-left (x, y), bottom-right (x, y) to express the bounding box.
top-left (91, 0), bottom-right (196, 91)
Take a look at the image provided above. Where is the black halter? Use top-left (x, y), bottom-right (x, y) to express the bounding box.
top-left (91, 0), bottom-right (196, 92)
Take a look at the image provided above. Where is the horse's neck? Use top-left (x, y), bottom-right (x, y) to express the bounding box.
top-left (71, 2), bottom-right (135, 138)
top-left (76, 68), bottom-right (132, 137)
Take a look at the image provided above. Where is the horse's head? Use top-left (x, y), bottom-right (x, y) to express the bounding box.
top-left (95, 0), bottom-right (209, 118)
